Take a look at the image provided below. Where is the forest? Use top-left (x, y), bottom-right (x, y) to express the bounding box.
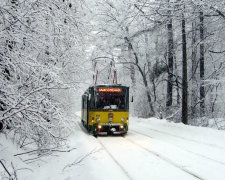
top-left (1, 0), bottom-right (225, 149)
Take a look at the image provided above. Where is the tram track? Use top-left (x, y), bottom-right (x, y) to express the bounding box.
top-left (130, 129), bottom-right (225, 166)
top-left (78, 120), bottom-right (221, 180)
top-left (122, 136), bottom-right (204, 180)
top-left (97, 139), bottom-right (133, 180)
top-left (98, 136), bottom-right (203, 180)
top-left (133, 126), bottom-right (225, 150)
top-left (79, 117), bottom-right (204, 180)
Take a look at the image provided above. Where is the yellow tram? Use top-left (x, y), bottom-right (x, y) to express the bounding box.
top-left (81, 85), bottom-right (129, 136)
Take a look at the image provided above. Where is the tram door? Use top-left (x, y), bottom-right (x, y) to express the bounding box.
top-left (83, 95), bottom-right (89, 127)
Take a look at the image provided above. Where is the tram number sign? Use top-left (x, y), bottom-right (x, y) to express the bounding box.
top-left (98, 88), bottom-right (122, 93)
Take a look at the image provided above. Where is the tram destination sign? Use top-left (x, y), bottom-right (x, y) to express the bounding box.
top-left (98, 87), bottom-right (122, 93)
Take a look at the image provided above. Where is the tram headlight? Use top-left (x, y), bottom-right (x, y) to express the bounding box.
top-left (98, 125), bottom-right (102, 129)
top-left (121, 118), bottom-right (125, 122)
top-left (120, 125), bottom-right (124, 129)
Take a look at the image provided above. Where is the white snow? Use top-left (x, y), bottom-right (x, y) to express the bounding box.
top-left (1, 114), bottom-right (225, 180)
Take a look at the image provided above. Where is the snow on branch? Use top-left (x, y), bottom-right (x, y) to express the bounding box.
top-left (0, 0), bottom-right (86, 149)
top-left (0, 160), bottom-right (12, 179)
top-left (62, 148), bottom-right (102, 172)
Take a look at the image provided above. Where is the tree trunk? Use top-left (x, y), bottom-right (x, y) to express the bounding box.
top-left (166, 10), bottom-right (174, 107)
top-left (152, 34), bottom-right (159, 102)
top-left (126, 27), bottom-right (136, 88)
top-left (191, 21), bottom-right (198, 119)
top-left (199, 9), bottom-right (205, 116)
top-left (0, 122), bottom-right (3, 131)
top-left (181, 9), bottom-right (188, 124)
top-left (145, 29), bottom-right (157, 103)
top-left (124, 37), bottom-right (155, 116)
top-left (174, 54), bottom-right (180, 105)
top-left (142, 70), bottom-right (155, 117)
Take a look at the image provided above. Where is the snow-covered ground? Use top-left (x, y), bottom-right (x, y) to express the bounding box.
top-left (1, 113), bottom-right (225, 180)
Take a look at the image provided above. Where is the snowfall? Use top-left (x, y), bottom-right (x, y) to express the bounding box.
top-left (1, 112), bottom-right (225, 180)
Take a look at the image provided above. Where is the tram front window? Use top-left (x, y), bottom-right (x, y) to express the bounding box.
top-left (96, 93), bottom-right (125, 110)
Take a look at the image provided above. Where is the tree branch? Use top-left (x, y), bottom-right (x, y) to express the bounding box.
top-left (0, 160), bottom-right (12, 178)
top-left (209, 50), bottom-right (225, 54)
top-left (14, 147), bottom-right (76, 157)
top-left (209, 6), bottom-right (225, 20)
top-left (62, 148), bottom-right (101, 171)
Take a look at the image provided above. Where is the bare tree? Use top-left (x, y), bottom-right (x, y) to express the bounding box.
top-left (181, 5), bottom-right (188, 124)
top-left (124, 36), bottom-right (155, 116)
top-left (191, 20), bottom-right (198, 120)
top-left (199, 6), bottom-right (205, 116)
top-left (166, 1), bottom-right (174, 108)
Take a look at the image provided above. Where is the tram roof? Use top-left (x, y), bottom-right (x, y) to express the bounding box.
top-left (89, 84), bottom-right (129, 88)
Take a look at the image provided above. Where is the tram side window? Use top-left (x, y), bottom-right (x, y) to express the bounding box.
top-left (82, 96), bottom-right (84, 109)
top-left (88, 91), bottom-right (95, 109)
top-left (83, 95), bottom-right (88, 109)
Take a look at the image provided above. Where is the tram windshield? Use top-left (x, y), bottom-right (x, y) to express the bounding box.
top-left (95, 87), bottom-right (128, 110)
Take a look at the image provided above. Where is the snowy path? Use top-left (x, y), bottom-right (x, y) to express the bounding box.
top-left (125, 131), bottom-right (224, 180)
top-left (129, 118), bottom-right (225, 180)
top-left (3, 115), bottom-right (225, 180)
top-left (75, 119), bottom-right (201, 180)
top-left (97, 136), bottom-right (199, 180)
top-left (71, 116), bottom-right (225, 180)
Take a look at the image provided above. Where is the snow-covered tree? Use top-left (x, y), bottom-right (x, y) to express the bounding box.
top-left (84, 0), bottom-right (225, 128)
top-left (0, 0), bottom-right (89, 148)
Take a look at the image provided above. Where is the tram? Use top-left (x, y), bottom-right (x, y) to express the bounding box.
top-left (81, 84), bottom-right (129, 136)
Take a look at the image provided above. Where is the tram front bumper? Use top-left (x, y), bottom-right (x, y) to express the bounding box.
top-left (96, 123), bottom-right (127, 135)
